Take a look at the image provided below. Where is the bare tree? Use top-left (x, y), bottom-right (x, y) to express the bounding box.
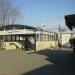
top-left (9, 8), bottom-right (21, 24)
top-left (0, 0), bottom-right (21, 26)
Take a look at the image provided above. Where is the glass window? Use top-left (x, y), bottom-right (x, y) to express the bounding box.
top-left (20, 36), bottom-right (23, 40)
top-left (56, 34), bottom-right (58, 40)
top-left (49, 35), bottom-right (51, 41)
top-left (43, 34), bottom-right (46, 41)
top-left (40, 34), bottom-right (43, 41)
top-left (52, 35), bottom-right (54, 41)
top-left (22, 35), bottom-right (25, 40)
top-left (50, 35), bottom-right (52, 41)
top-left (36, 34), bottom-right (40, 41)
top-left (12, 35), bottom-right (15, 41)
top-left (16, 35), bottom-right (20, 41)
top-left (3, 36), bottom-right (6, 41)
top-left (48, 35), bottom-right (49, 41)
top-left (7, 35), bottom-right (11, 42)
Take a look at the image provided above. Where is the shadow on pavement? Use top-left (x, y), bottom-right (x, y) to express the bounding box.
top-left (22, 49), bottom-right (75, 75)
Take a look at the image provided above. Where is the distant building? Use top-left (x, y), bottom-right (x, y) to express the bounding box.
top-left (59, 30), bottom-right (75, 47)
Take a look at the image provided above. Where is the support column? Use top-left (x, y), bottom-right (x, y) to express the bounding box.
top-left (11, 35), bottom-right (12, 41)
top-left (6, 35), bottom-right (7, 42)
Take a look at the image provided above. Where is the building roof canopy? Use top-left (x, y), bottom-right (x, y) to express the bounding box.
top-left (0, 24), bottom-right (36, 31)
top-left (65, 14), bottom-right (75, 30)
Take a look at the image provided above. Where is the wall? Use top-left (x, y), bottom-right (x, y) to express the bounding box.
top-left (2, 42), bottom-right (23, 50)
top-left (61, 33), bottom-right (71, 47)
top-left (36, 41), bottom-right (58, 51)
top-left (36, 31), bottom-right (58, 51)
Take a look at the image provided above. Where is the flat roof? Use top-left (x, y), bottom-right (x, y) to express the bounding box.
top-left (0, 24), bottom-right (36, 31)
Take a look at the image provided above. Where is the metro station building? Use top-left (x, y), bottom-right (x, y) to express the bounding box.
top-left (0, 24), bottom-right (58, 51)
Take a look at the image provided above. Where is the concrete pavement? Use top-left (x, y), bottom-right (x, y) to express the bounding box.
top-left (0, 49), bottom-right (74, 75)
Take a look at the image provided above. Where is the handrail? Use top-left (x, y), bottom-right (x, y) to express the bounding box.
top-left (9, 43), bottom-right (21, 50)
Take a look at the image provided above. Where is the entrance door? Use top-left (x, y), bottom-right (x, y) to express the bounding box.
top-left (25, 36), bottom-right (35, 50)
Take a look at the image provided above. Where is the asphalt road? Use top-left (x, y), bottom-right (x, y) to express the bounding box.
top-left (0, 48), bottom-right (75, 75)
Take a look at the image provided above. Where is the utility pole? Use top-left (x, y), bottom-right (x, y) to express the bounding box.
top-left (58, 24), bottom-right (62, 49)
top-left (59, 24), bottom-right (61, 32)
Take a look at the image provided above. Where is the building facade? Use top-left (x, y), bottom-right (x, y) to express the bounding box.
top-left (0, 24), bottom-right (58, 51)
top-left (59, 31), bottom-right (75, 47)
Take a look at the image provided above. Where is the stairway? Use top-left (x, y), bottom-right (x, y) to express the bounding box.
top-left (9, 42), bottom-right (23, 50)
